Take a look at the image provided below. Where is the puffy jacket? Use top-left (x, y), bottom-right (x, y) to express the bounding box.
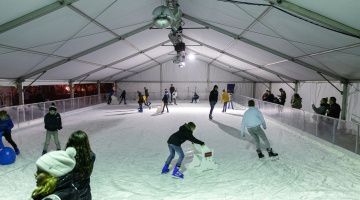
top-left (291, 97), bottom-right (302, 109)
top-left (44, 113), bottom-right (62, 131)
top-left (167, 123), bottom-right (204, 146)
top-left (0, 114), bottom-right (14, 133)
top-left (221, 92), bottom-right (229, 103)
top-left (138, 94), bottom-right (144, 104)
top-left (162, 93), bottom-right (169, 103)
top-left (312, 103), bottom-right (329, 115)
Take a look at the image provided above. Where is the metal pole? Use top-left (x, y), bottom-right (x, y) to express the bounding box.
top-left (315, 115), bottom-right (319, 137)
top-left (332, 120), bottom-right (337, 143)
top-left (356, 125), bottom-right (359, 154)
top-left (16, 81), bottom-right (24, 105)
top-left (341, 83), bottom-right (349, 120)
top-left (160, 64), bottom-right (163, 99)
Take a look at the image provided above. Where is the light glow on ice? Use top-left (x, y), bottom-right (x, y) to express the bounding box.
top-left (1, 101), bottom-right (360, 200)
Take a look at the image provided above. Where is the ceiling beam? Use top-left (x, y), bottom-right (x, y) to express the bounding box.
top-left (188, 47), bottom-right (267, 82)
top-left (17, 22), bottom-right (153, 82)
top-left (101, 52), bottom-right (172, 81)
top-left (116, 58), bottom-right (173, 82)
top-left (183, 13), bottom-right (348, 83)
top-left (0, 0), bottom-right (79, 34)
top-left (183, 35), bottom-right (296, 82)
top-left (265, 0), bottom-right (360, 38)
top-left (70, 40), bottom-right (170, 82)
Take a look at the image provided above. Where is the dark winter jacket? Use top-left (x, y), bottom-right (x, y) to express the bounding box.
top-left (162, 93), bottom-right (169, 103)
top-left (312, 103), bottom-right (329, 115)
top-left (278, 91), bottom-right (286, 105)
top-left (120, 90), bottom-right (126, 97)
top-left (265, 93), bottom-right (275, 102)
top-left (170, 86), bottom-right (175, 94)
top-left (34, 173), bottom-right (80, 200)
top-left (0, 114), bottom-right (14, 133)
top-left (209, 90), bottom-right (218, 103)
top-left (327, 103), bottom-right (341, 119)
top-left (291, 97), bottom-right (302, 109)
top-left (144, 89), bottom-right (149, 97)
top-left (73, 152), bottom-right (96, 200)
top-left (44, 113), bottom-right (62, 131)
top-left (167, 124), bottom-right (204, 146)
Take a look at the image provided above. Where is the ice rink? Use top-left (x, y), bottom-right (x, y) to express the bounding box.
top-left (1, 102), bottom-right (360, 200)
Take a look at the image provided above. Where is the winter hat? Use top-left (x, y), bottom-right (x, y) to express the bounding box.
top-left (36, 147), bottom-right (76, 177)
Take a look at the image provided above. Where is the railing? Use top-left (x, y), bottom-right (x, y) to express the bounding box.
top-left (233, 94), bottom-right (359, 155)
top-left (0, 94), bottom-right (106, 129)
top-left (351, 114), bottom-right (360, 154)
top-left (113, 91), bottom-right (208, 101)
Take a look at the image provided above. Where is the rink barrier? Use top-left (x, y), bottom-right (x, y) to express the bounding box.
top-left (233, 94), bottom-right (360, 155)
top-left (0, 94), bottom-right (106, 129)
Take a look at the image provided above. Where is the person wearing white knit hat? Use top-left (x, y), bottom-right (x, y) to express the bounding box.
top-left (31, 147), bottom-right (80, 200)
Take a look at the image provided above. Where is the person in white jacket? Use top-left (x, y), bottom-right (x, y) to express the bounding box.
top-left (240, 100), bottom-right (278, 158)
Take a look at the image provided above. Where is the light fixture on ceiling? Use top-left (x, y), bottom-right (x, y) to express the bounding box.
top-left (187, 53), bottom-right (195, 61)
top-left (152, 5), bottom-right (173, 28)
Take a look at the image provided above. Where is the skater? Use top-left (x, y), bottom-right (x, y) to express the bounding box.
top-left (240, 100), bottom-right (278, 158)
top-left (161, 90), bottom-right (169, 113)
top-left (161, 122), bottom-right (205, 178)
top-left (43, 105), bottom-right (62, 155)
top-left (209, 85), bottom-right (219, 120)
top-left (227, 91), bottom-right (234, 110)
top-left (107, 88), bottom-right (114, 105)
top-left (119, 89), bottom-right (126, 104)
top-left (144, 87), bottom-right (151, 108)
top-left (0, 110), bottom-right (20, 155)
top-left (170, 84), bottom-right (175, 103)
top-left (172, 89), bottom-right (178, 105)
top-left (278, 88), bottom-right (286, 106)
top-left (191, 92), bottom-right (199, 103)
top-left (66, 130), bottom-right (96, 200)
top-left (221, 89), bottom-right (229, 112)
top-left (31, 147), bottom-right (79, 200)
top-left (137, 91), bottom-right (144, 112)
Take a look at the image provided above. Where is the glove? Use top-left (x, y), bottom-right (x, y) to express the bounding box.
top-left (58, 127), bottom-right (62, 130)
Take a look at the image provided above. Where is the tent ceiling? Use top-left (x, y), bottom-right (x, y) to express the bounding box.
top-left (0, 0), bottom-right (359, 84)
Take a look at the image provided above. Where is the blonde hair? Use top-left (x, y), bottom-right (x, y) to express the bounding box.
top-left (31, 171), bottom-right (58, 199)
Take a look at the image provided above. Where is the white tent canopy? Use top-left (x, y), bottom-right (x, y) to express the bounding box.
top-left (0, 0), bottom-right (360, 118)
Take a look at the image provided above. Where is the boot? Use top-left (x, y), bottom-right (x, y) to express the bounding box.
top-left (267, 148), bottom-right (278, 157)
top-left (209, 114), bottom-right (213, 120)
top-left (172, 166), bottom-right (184, 179)
top-left (161, 164), bottom-right (170, 174)
top-left (14, 148), bottom-right (20, 155)
top-left (256, 149), bottom-right (264, 158)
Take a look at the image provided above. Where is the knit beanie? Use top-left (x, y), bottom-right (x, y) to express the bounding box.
top-left (36, 147), bottom-right (76, 177)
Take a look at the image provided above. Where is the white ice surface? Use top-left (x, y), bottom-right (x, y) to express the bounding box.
top-left (1, 102), bottom-right (360, 200)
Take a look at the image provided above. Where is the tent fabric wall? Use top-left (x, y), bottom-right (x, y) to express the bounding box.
top-left (117, 59), bottom-right (254, 100)
top-left (254, 81), bottom-right (360, 120)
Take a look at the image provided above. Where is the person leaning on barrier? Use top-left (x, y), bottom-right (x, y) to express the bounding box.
top-left (312, 98), bottom-right (329, 116)
top-left (327, 97), bottom-right (341, 119)
top-left (291, 93), bottom-right (302, 109)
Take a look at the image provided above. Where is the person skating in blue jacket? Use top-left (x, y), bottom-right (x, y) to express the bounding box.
top-left (240, 100), bottom-right (278, 159)
top-left (161, 122), bottom-right (204, 178)
top-left (0, 110), bottom-right (20, 155)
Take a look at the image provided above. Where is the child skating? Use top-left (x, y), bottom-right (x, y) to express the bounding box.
top-left (43, 105), bottom-right (62, 155)
top-left (161, 122), bottom-right (205, 178)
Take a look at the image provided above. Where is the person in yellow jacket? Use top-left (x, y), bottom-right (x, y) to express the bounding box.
top-left (221, 89), bottom-right (229, 112)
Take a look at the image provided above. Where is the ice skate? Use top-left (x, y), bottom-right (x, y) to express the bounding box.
top-left (267, 148), bottom-right (278, 157)
top-left (172, 166), bottom-right (184, 179)
top-left (256, 149), bottom-right (264, 158)
top-left (161, 164), bottom-right (170, 174)
top-left (209, 114), bottom-right (213, 120)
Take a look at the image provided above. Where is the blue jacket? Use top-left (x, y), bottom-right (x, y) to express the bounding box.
top-left (0, 115), bottom-right (14, 133)
top-left (240, 107), bottom-right (266, 134)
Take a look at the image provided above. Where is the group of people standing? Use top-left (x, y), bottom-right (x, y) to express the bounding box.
top-left (312, 96), bottom-right (341, 118)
